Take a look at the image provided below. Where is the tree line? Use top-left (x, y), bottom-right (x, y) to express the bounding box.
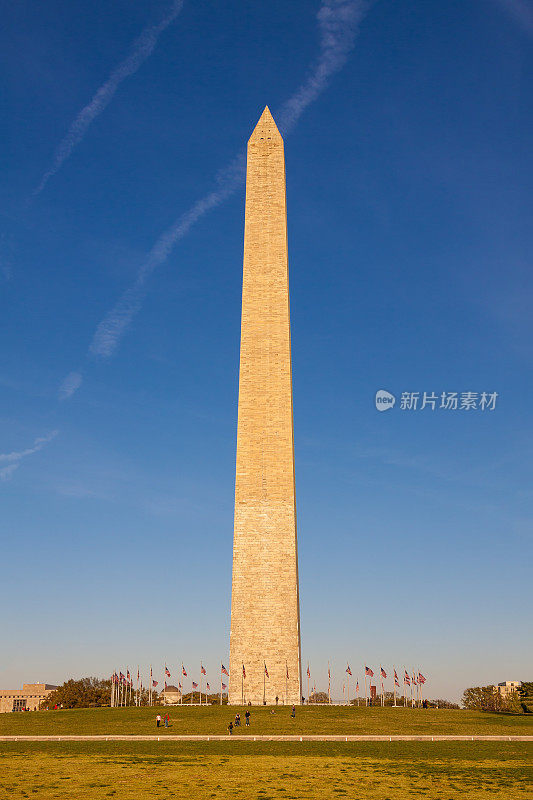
top-left (462, 682), bottom-right (532, 714)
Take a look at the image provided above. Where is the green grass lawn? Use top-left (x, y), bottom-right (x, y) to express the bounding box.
top-left (0, 740), bottom-right (531, 799)
top-left (1, 704), bottom-right (532, 737)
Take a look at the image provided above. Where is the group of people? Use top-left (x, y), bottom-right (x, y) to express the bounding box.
top-left (227, 705), bottom-right (296, 734)
top-left (227, 709), bottom-right (251, 734)
top-left (155, 704), bottom-right (298, 734)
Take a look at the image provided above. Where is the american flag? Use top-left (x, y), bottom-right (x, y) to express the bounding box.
top-left (165, 666), bottom-right (171, 678)
top-left (206, 682), bottom-right (210, 691)
top-left (404, 670), bottom-right (411, 686)
top-left (307, 665), bottom-right (311, 678)
top-left (356, 680), bottom-right (359, 694)
top-left (192, 681), bottom-right (198, 689)
top-left (222, 682), bottom-right (227, 690)
top-left (380, 667), bottom-right (387, 679)
top-left (412, 673), bottom-right (417, 685)
top-left (264, 663), bottom-right (269, 678)
top-left (201, 665), bottom-right (206, 675)
top-left (164, 681), bottom-right (168, 690)
top-left (242, 664), bottom-right (246, 678)
top-left (394, 670), bottom-right (399, 687)
top-left (152, 680), bottom-right (158, 687)
top-left (328, 665), bottom-right (330, 678)
top-left (346, 665), bottom-right (352, 676)
top-left (221, 664), bottom-right (229, 676)
top-left (127, 670), bottom-right (130, 680)
top-left (418, 673), bottom-right (426, 685)
top-left (286, 663), bottom-right (289, 679)
top-left (182, 665), bottom-right (187, 677)
top-left (137, 668), bottom-right (140, 681)
top-left (119, 672), bottom-right (125, 680)
top-left (178, 682), bottom-right (182, 690)
top-left (365, 666), bottom-right (374, 677)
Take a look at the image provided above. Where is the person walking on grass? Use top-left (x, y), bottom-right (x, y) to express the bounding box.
top-left (164, 713), bottom-right (169, 728)
top-left (291, 705), bottom-right (296, 718)
top-left (156, 714), bottom-right (161, 728)
top-left (228, 721), bottom-right (233, 735)
top-left (245, 709), bottom-right (251, 727)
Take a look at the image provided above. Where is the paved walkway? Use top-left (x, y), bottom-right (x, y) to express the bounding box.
top-left (2, 734), bottom-right (532, 742)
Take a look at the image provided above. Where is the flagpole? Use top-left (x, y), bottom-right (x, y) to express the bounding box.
top-left (263, 662), bottom-right (266, 705)
top-left (285, 661), bottom-right (288, 706)
top-left (200, 663), bottom-right (202, 706)
top-left (364, 667), bottom-right (367, 707)
top-left (328, 663), bottom-right (331, 705)
top-left (241, 666), bottom-right (244, 705)
top-left (307, 667), bottom-right (310, 705)
top-left (346, 669), bottom-right (349, 706)
top-left (393, 665), bottom-right (396, 707)
top-left (220, 666), bottom-right (222, 706)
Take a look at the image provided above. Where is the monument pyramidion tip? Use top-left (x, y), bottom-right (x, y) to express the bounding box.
top-left (249, 105), bottom-right (283, 143)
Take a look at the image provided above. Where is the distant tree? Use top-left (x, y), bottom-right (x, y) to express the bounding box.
top-left (431, 699), bottom-right (460, 710)
top-left (518, 682), bottom-right (533, 713)
top-left (505, 691), bottom-right (523, 714)
top-left (41, 677), bottom-right (111, 709)
top-left (462, 686), bottom-right (523, 713)
top-left (309, 691), bottom-right (329, 704)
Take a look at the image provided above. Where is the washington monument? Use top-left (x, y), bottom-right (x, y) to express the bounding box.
top-left (229, 107), bottom-right (302, 705)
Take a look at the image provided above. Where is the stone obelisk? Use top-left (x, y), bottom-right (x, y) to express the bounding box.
top-left (229, 107), bottom-right (302, 706)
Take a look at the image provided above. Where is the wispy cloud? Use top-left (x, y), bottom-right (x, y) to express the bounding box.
top-left (0, 430), bottom-right (59, 480)
top-left (33, 0), bottom-right (185, 197)
top-left (491, 0), bottom-right (533, 37)
top-left (89, 154), bottom-right (245, 358)
top-left (88, 0), bottom-right (371, 361)
top-left (58, 371), bottom-right (83, 400)
top-left (277, 0), bottom-right (371, 135)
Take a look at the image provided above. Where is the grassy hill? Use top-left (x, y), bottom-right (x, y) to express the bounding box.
top-left (1, 704), bottom-right (532, 737)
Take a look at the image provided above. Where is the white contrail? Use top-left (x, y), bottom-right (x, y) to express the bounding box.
top-left (87, 0), bottom-right (371, 363)
top-left (89, 153), bottom-right (245, 358)
top-left (33, 1), bottom-right (185, 197)
top-left (277, 0), bottom-right (371, 135)
top-left (0, 430), bottom-right (58, 480)
top-left (59, 371), bottom-right (83, 400)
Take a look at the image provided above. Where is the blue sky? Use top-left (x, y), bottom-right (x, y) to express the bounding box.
top-left (1, 0), bottom-right (531, 702)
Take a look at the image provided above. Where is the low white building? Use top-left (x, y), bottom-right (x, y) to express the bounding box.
top-left (496, 680), bottom-right (521, 697)
top-left (0, 683), bottom-right (57, 713)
